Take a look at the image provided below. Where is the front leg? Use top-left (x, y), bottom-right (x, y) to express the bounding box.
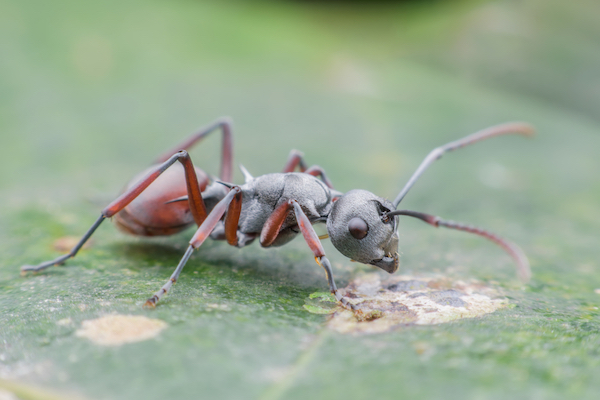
top-left (290, 200), bottom-right (356, 310)
top-left (259, 199), bottom-right (355, 310)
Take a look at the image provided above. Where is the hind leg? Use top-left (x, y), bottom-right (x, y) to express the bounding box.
top-left (21, 151), bottom-right (208, 274)
top-left (282, 150), bottom-right (334, 189)
top-left (155, 117), bottom-right (234, 182)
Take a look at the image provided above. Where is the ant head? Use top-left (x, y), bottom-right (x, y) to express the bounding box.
top-left (326, 189), bottom-right (399, 273)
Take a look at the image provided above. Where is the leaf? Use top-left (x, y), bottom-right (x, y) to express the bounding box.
top-left (1, 0), bottom-right (600, 399)
top-left (302, 304), bottom-right (336, 315)
top-left (308, 292), bottom-right (336, 302)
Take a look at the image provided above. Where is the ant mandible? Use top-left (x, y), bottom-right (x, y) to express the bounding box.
top-left (21, 118), bottom-right (534, 309)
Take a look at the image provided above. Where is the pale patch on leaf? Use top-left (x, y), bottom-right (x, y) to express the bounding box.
top-left (0, 380), bottom-right (89, 400)
top-left (56, 318), bottom-right (73, 326)
top-left (75, 315), bottom-right (167, 346)
top-left (0, 388), bottom-right (18, 400)
top-left (327, 274), bottom-right (507, 334)
top-left (303, 304), bottom-right (336, 315)
top-left (308, 292), bottom-right (336, 302)
top-left (53, 236), bottom-right (92, 252)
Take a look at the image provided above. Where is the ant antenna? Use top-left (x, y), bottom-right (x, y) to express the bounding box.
top-left (392, 122), bottom-right (534, 208)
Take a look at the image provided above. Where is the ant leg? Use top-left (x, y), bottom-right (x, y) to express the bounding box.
top-left (259, 200), bottom-right (355, 308)
top-left (156, 117), bottom-right (234, 182)
top-left (290, 200), bottom-right (356, 310)
top-left (390, 209), bottom-right (531, 282)
top-left (304, 165), bottom-right (334, 189)
top-left (259, 202), bottom-right (294, 247)
top-left (393, 122), bottom-right (534, 207)
top-left (282, 150), bottom-right (336, 189)
top-left (258, 201), bottom-right (354, 308)
top-left (145, 186), bottom-right (241, 307)
top-left (103, 150), bottom-right (208, 226)
top-left (21, 151), bottom-right (207, 274)
top-left (20, 215), bottom-right (105, 276)
top-left (290, 200), bottom-right (356, 309)
top-left (224, 189), bottom-right (243, 246)
top-left (282, 149), bottom-right (308, 173)
top-left (281, 150), bottom-right (335, 189)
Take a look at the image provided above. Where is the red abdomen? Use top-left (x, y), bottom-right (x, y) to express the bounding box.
top-left (114, 163), bottom-right (209, 236)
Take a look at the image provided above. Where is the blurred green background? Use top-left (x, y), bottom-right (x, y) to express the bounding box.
top-left (1, 0), bottom-right (600, 399)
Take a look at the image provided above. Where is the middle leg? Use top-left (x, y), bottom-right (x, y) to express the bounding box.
top-left (144, 185), bottom-right (243, 307)
top-left (282, 150), bottom-right (334, 189)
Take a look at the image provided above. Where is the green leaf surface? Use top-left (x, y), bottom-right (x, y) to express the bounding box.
top-left (1, 0), bottom-right (600, 399)
top-left (308, 292), bottom-right (336, 302)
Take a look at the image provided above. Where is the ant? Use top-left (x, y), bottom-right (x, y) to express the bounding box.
top-left (21, 118), bottom-right (534, 309)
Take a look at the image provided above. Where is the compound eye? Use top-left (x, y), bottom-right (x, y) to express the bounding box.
top-left (348, 217), bottom-right (368, 240)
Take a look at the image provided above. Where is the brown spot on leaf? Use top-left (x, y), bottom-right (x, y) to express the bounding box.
top-left (355, 309), bottom-right (384, 322)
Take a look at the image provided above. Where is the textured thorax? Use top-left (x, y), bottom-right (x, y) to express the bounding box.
top-left (237, 173), bottom-right (333, 234)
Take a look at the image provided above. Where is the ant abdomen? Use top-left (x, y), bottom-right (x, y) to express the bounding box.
top-left (114, 163), bottom-right (209, 236)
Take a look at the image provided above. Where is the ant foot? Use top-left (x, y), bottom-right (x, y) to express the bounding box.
top-left (143, 296), bottom-right (158, 309)
top-left (333, 291), bottom-right (359, 311)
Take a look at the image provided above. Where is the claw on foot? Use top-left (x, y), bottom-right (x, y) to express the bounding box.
top-left (334, 291), bottom-right (359, 311)
top-left (143, 297), bottom-right (158, 308)
top-left (20, 260), bottom-right (64, 275)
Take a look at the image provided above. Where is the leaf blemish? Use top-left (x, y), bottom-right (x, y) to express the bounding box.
top-left (75, 315), bottom-right (167, 346)
top-left (322, 274), bottom-right (508, 334)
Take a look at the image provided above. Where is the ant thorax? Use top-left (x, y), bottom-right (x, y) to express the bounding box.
top-left (236, 172), bottom-right (334, 246)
